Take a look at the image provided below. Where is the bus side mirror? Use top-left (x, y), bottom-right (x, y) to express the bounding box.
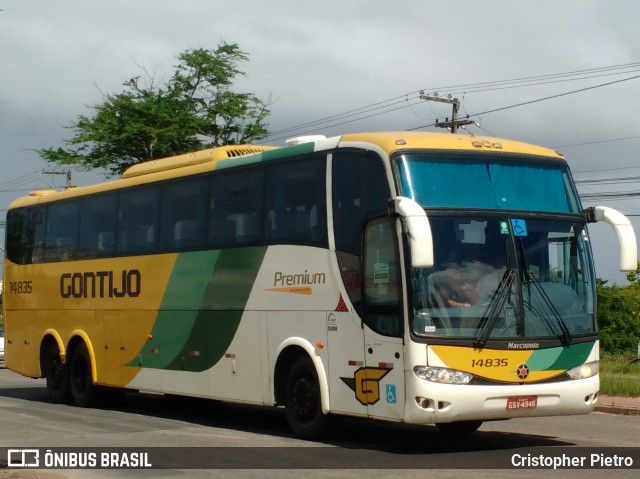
top-left (586, 206), bottom-right (638, 271)
top-left (393, 196), bottom-right (434, 268)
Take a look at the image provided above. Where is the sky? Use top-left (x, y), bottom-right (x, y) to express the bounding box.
top-left (1, 0), bottom-right (640, 284)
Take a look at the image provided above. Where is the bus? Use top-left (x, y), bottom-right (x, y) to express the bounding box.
top-left (3, 131), bottom-right (637, 438)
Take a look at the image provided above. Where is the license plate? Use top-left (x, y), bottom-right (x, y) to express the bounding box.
top-left (506, 396), bottom-right (538, 410)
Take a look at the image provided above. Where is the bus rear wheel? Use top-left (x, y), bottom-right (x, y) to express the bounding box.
top-left (44, 347), bottom-right (70, 404)
top-left (69, 342), bottom-right (98, 407)
top-left (285, 356), bottom-right (331, 439)
top-left (435, 420), bottom-right (483, 434)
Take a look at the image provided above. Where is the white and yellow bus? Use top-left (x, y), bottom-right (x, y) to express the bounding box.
top-left (3, 131), bottom-right (637, 437)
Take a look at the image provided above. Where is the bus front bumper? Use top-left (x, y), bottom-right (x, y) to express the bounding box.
top-left (404, 373), bottom-right (599, 425)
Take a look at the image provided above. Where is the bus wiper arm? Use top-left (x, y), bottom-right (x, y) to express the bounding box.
top-left (474, 269), bottom-right (516, 349)
top-left (526, 272), bottom-right (572, 345)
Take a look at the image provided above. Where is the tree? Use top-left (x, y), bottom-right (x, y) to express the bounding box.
top-left (626, 261), bottom-right (640, 286)
top-left (39, 42), bottom-right (270, 176)
top-left (597, 273), bottom-right (640, 355)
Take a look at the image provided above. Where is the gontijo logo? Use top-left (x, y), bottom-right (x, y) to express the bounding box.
top-left (340, 366), bottom-right (392, 405)
top-left (60, 269), bottom-right (141, 298)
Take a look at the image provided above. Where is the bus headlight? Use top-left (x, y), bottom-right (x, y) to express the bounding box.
top-left (414, 366), bottom-right (472, 384)
top-left (567, 361), bottom-right (599, 380)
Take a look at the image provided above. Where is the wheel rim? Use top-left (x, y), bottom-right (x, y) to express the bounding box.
top-left (72, 355), bottom-right (89, 393)
top-left (292, 375), bottom-right (318, 422)
top-left (49, 358), bottom-right (64, 390)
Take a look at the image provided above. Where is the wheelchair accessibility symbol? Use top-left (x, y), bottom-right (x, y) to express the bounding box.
top-left (510, 219), bottom-right (528, 237)
top-left (386, 384), bottom-right (397, 404)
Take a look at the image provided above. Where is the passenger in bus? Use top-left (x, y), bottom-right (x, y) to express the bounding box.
top-left (430, 263), bottom-right (479, 308)
top-left (430, 255), bottom-right (506, 308)
top-left (473, 261), bottom-right (507, 301)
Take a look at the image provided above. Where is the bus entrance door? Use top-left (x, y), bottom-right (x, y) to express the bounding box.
top-left (362, 331), bottom-right (405, 421)
top-left (361, 217), bottom-right (406, 421)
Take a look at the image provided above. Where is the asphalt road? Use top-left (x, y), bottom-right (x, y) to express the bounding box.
top-left (0, 366), bottom-right (638, 479)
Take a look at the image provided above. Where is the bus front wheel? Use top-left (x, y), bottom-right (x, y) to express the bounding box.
top-left (285, 356), bottom-right (331, 439)
top-left (69, 342), bottom-right (97, 407)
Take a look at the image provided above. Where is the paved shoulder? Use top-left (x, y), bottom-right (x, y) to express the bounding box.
top-left (595, 395), bottom-right (640, 415)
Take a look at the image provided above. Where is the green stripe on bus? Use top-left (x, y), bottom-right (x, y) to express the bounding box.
top-left (526, 341), bottom-right (594, 371)
top-left (133, 246), bottom-right (267, 372)
top-left (261, 142), bottom-right (316, 160)
top-left (215, 142), bottom-right (316, 170)
top-left (128, 250), bottom-right (220, 369)
top-left (163, 246), bottom-right (267, 371)
top-left (200, 246), bottom-right (268, 310)
top-left (545, 341), bottom-right (594, 370)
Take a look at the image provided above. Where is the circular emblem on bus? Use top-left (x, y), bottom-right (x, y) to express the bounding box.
top-left (516, 364), bottom-right (530, 379)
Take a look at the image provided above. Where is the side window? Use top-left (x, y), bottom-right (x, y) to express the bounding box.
top-left (79, 194), bottom-right (118, 258)
top-left (332, 151), bottom-right (390, 255)
top-left (43, 201), bottom-right (79, 262)
top-left (363, 217), bottom-right (401, 337)
top-left (160, 177), bottom-right (208, 250)
top-left (31, 206), bottom-right (46, 263)
top-left (6, 208), bottom-right (44, 265)
top-left (266, 157), bottom-right (327, 246)
top-left (6, 209), bottom-right (28, 264)
top-left (118, 187), bottom-right (159, 254)
top-left (332, 151), bottom-right (390, 312)
top-left (209, 169), bottom-right (264, 248)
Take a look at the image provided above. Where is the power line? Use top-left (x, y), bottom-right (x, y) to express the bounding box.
top-left (417, 62), bottom-right (640, 95)
top-left (408, 74), bottom-right (640, 131)
top-left (474, 75), bottom-right (640, 116)
top-left (265, 61), bottom-right (640, 141)
top-left (553, 135), bottom-right (640, 149)
top-left (0, 170), bottom-right (42, 191)
top-left (573, 164), bottom-right (640, 175)
top-left (273, 62), bottom-right (640, 134)
top-left (579, 192), bottom-right (640, 201)
top-left (576, 176), bottom-right (640, 186)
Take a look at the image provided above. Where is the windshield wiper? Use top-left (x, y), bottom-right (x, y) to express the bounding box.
top-left (525, 272), bottom-right (573, 345)
top-left (474, 269), bottom-right (516, 349)
top-left (516, 237), bottom-right (572, 345)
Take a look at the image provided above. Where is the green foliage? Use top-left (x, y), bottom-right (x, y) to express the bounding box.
top-left (39, 42), bottom-right (270, 176)
top-left (597, 275), bottom-right (640, 354)
top-left (626, 260), bottom-right (640, 285)
top-left (600, 353), bottom-right (640, 397)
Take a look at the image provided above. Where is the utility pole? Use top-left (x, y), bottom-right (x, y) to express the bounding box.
top-left (419, 92), bottom-right (475, 133)
top-left (42, 170), bottom-right (74, 189)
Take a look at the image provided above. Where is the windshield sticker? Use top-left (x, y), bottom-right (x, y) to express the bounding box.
top-left (511, 219), bottom-right (528, 236)
top-left (386, 384), bottom-right (397, 404)
top-left (374, 263), bottom-right (390, 284)
top-left (499, 220), bottom-right (510, 235)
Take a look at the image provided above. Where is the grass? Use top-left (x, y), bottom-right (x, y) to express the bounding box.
top-left (599, 353), bottom-right (640, 397)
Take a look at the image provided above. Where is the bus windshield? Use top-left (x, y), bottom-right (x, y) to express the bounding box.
top-left (394, 154), bottom-right (581, 213)
top-left (410, 216), bottom-right (596, 341)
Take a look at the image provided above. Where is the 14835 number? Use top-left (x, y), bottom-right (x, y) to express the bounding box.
top-left (471, 358), bottom-right (508, 367)
top-left (9, 281), bottom-right (33, 294)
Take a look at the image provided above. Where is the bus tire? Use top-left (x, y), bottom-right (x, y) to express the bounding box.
top-left (435, 420), bottom-right (483, 435)
top-left (285, 356), bottom-right (331, 439)
top-left (44, 346), bottom-right (70, 404)
top-left (69, 342), bottom-right (98, 407)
